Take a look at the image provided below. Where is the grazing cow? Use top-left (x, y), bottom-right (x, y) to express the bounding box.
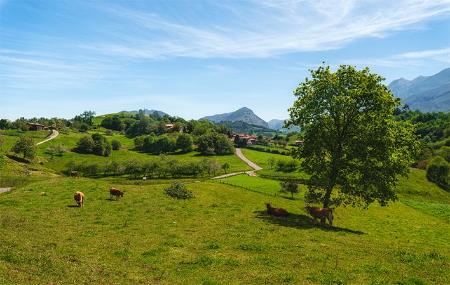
top-left (70, 171), bottom-right (79, 178)
top-left (74, 191), bottom-right (85, 207)
top-left (110, 187), bottom-right (124, 199)
top-left (266, 203), bottom-right (289, 217)
top-left (305, 206), bottom-right (333, 226)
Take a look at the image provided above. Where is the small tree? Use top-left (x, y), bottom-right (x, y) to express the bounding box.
top-left (176, 133), bottom-right (193, 153)
top-left (221, 162), bottom-right (230, 174)
top-left (280, 181), bottom-right (299, 199)
top-left (111, 140), bottom-right (121, 150)
top-left (76, 136), bottom-right (95, 154)
top-left (12, 136), bottom-right (36, 160)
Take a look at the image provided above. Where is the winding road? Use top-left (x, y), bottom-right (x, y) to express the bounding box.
top-left (36, 129), bottom-right (59, 146)
top-left (212, 148), bottom-right (262, 179)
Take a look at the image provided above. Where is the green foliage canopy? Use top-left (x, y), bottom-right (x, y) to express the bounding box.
top-left (288, 65), bottom-right (419, 208)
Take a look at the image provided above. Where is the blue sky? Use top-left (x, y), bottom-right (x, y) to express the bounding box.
top-left (1, 0), bottom-right (450, 120)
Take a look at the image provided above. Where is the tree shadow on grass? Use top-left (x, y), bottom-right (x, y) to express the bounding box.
top-left (254, 210), bottom-right (364, 235)
top-left (67, 205), bottom-right (80, 208)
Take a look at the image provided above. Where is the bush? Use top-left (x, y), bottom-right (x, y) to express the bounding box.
top-left (76, 136), bottom-right (95, 153)
top-left (197, 133), bottom-right (234, 155)
top-left (111, 140), bottom-right (121, 150)
top-left (164, 182), bottom-right (193, 199)
top-left (426, 156), bottom-right (449, 190)
top-left (45, 143), bottom-right (67, 158)
top-left (276, 159), bottom-right (298, 172)
top-left (75, 133), bottom-right (112, 157)
top-left (437, 146), bottom-right (450, 162)
top-left (12, 136), bottom-right (36, 160)
top-left (176, 133), bottom-right (193, 153)
top-left (105, 129), bottom-right (113, 136)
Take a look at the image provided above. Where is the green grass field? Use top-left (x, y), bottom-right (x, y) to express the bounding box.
top-left (1, 131), bottom-right (449, 284)
top-left (1, 130), bottom-right (250, 175)
top-left (0, 175), bottom-right (449, 284)
top-left (241, 148), bottom-right (309, 180)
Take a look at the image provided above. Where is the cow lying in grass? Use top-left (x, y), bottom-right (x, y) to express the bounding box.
top-left (266, 203), bottom-right (289, 217)
top-left (305, 206), bottom-right (333, 226)
top-left (74, 191), bottom-right (85, 207)
top-left (110, 187), bottom-right (124, 199)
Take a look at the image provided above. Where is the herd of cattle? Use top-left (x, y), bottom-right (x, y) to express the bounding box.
top-left (73, 189), bottom-right (333, 226)
top-left (73, 187), bottom-right (124, 207)
top-left (266, 203), bottom-right (334, 226)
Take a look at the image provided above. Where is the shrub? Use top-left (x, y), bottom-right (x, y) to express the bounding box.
top-left (105, 129), bottom-right (113, 136)
top-left (426, 156), bottom-right (449, 190)
top-left (437, 146), bottom-right (450, 162)
top-left (75, 134), bottom-right (111, 157)
top-left (45, 143), bottom-right (67, 158)
top-left (134, 136), bottom-right (145, 150)
top-left (76, 136), bottom-right (95, 153)
top-left (164, 182), bottom-right (193, 199)
top-left (280, 181), bottom-right (299, 199)
top-left (12, 136), bottom-right (36, 160)
top-left (276, 159), bottom-right (298, 172)
top-left (197, 133), bottom-right (234, 155)
top-left (79, 123), bottom-right (89, 132)
top-left (176, 133), bottom-right (193, 153)
top-left (111, 139), bottom-right (121, 150)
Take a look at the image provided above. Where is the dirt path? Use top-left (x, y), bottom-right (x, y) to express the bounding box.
top-left (235, 148), bottom-right (262, 171)
top-left (36, 129), bottom-right (59, 146)
top-left (212, 148), bottom-right (262, 179)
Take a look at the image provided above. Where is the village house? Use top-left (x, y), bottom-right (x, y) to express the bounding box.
top-left (231, 133), bottom-right (258, 145)
top-left (27, 122), bottom-right (47, 131)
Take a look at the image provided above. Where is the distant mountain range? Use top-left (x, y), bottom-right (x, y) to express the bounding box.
top-left (201, 107), bottom-right (269, 128)
top-left (389, 68), bottom-right (450, 112)
top-left (120, 109), bottom-right (168, 117)
top-left (201, 107), bottom-right (300, 133)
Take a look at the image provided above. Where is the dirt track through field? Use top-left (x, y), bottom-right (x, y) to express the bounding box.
top-left (212, 148), bottom-right (262, 179)
top-left (36, 130), bottom-right (59, 146)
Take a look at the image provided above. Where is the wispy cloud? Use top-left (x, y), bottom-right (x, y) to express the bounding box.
top-left (0, 49), bottom-right (112, 90)
top-left (86, 0), bottom-right (450, 59)
top-left (346, 46), bottom-right (450, 69)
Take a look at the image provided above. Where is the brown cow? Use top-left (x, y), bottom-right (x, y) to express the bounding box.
top-left (266, 203), bottom-right (289, 217)
top-left (70, 171), bottom-right (79, 178)
top-left (74, 191), bottom-right (85, 207)
top-left (110, 187), bottom-right (124, 199)
top-left (305, 206), bottom-right (333, 226)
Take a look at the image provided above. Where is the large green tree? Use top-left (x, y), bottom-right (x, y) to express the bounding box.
top-left (287, 65), bottom-right (418, 208)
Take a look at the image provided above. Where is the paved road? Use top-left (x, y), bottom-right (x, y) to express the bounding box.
top-left (36, 129), bottom-right (59, 146)
top-left (212, 148), bottom-right (262, 179)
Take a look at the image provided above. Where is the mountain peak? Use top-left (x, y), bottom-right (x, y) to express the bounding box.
top-left (389, 67), bottom-right (450, 112)
top-left (200, 107), bottom-right (268, 128)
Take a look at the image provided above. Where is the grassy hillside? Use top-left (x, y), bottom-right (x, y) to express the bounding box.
top-left (0, 177), bottom-right (449, 284)
top-left (241, 148), bottom-right (309, 180)
top-left (1, 130), bottom-right (251, 175)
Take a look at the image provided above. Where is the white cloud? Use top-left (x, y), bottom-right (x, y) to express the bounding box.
top-left (87, 0), bottom-right (450, 59)
top-left (346, 46), bottom-right (450, 69)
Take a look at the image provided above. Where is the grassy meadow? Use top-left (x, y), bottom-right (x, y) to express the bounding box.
top-left (0, 130), bottom-right (449, 284)
top-left (0, 174), bottom-right (449, 284)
